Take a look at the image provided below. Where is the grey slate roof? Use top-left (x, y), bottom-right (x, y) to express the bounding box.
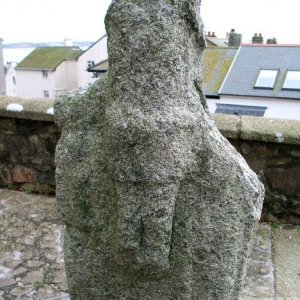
top-left (220, 45), bottom-right (300, 100)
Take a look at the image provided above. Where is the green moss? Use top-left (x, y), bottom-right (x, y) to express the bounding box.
top-left (272, 70), bottom-right (287, 97)
top-left (33, 282), bottom-right (44, 289)
top-left (17, 47), bottom-right (83, 70)
top-left (202, 47), bottom-right (238, 95)
top-left (270, 222), bottom-right (280, 230)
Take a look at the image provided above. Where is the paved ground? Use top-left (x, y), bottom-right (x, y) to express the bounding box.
top-left (273, 226), bottom-right (300, 299)
top-left (0, 189), bottom-right (299, 300)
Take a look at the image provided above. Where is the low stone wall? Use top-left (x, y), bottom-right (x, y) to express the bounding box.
top-left (0, 97), bottom-right (58, 194)
top-left (214, 114), bottom-right (300, 224)
top-left (1, 96), bottom-right (299, 223)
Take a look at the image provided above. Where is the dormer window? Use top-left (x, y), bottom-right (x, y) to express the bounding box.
top-left (254, 70), bottom-right (278, 88)
top-left (283, 71), bottom-right (300, 90)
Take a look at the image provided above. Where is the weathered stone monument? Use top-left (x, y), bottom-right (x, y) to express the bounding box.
top-left (55, 0), bottom-right (264, 299)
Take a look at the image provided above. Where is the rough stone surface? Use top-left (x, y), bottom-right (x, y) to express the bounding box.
top-left (0, 190), bottom-right (68, 300)
top-left (55, 1), bottom-right (264, 299)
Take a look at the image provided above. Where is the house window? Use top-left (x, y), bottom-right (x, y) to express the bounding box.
top-left (44, 90), bottom-right (50, 98)
top-left (215, 103), bottom-right (267, 117)
top-left (283, 71), bottom-right (300, 90)
top-left (87, 60), bottom-right (95, 69)
top-left (254, 70), bottom-right (278, 88)
top-left (42, 70), bottom-right (48, 78)
top-left (12, 76), bottom-right (16, 85)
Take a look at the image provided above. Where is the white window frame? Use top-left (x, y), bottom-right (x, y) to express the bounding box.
top-left (42, 70), bottom-right (48, 78)
top-left (283, 70), bottom-right (300, 90)
top-left (254, 69), bottom-right (278, 88)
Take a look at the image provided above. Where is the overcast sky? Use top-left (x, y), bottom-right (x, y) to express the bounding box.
top-left (1, 0), bottom-right (300, 44)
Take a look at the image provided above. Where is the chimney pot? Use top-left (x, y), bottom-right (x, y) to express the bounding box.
top-left (252, 33), bottom-right (263, 44)
top-left (267, 37), bottom-right (277, 44)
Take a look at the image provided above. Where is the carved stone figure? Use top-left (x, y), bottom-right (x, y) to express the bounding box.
top-left (55, 1), bottom-right (264, 299)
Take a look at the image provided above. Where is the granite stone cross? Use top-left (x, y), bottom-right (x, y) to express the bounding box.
top-left (55, 1), bottom-right (264, 299)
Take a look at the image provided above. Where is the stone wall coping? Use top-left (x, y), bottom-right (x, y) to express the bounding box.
top-left (213, 114), bottom-right (300, 145)
top-left (1, 96), bottom-right (300, 145)
top-left (0, 96), bottom-right (54, 121)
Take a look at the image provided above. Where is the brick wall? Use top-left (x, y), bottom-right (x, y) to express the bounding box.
top-left (1, 96), bottom-right (300, 224)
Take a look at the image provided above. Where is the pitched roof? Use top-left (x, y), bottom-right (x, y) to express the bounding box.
top-left (16, 46), bottom-right (83, 70)
top-left (220, 44), bottom-right (300, 100)
top-left (205, 36), bottom-right (228, 47)
top-left (202, 47), bottom-right (238, 97)
top-left (78, 34), bottom-right (107, 58)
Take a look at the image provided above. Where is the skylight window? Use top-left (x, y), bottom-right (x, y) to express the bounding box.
top-left (283, 71), bottom-right (300, 90)
top-left (255, 70), bottom-right (278, 88)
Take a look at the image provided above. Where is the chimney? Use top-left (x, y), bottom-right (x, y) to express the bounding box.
top-left (64, 38), bottom-right (74, 47)
top-left (267, 37), bottom-right (277, 44)
top-left (205, 31), bottom-right (217, 38)
top-left (228, 28), bottom-right (242, 47)
top-left (252, 33), bottom-right (264, 44)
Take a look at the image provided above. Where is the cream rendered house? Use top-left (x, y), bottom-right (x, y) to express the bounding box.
top-left (77, 34), bottom-right (108, 88)
top-left (16, 47), bottom-right (83, 99)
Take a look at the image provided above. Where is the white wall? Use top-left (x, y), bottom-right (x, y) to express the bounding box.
top-left (16, 60), bottom-right (78, 99)
top-left (54, 60), bottom-right (78, 97)
top-left (5, 63), bottom-right (17, 96)
top-left (77, 36), bottom-right (108, 88)
top-left (16, 69), bottom-right (55, 99)
top-left (207, 95), bottom-right (300, 120)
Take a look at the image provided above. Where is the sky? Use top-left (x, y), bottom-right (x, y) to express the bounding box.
top-left (1, 0), bottom-right (300, 44)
